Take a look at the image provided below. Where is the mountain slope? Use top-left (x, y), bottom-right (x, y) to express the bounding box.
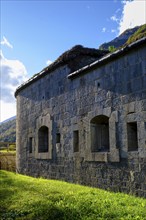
top-left (99, 24), bottom-right (145, 50)
top-left (0, 118), bottom-right (16, 142)
top-left (0, 116), bottom-right (16, 124)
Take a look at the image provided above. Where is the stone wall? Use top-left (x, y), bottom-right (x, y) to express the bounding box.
top-left (0, 153), bottom-right (16, 172)
top-left (16, 43), bottom-right (146, 197)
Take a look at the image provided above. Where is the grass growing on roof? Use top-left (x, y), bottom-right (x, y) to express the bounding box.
top-left (0, 170), bottom-right (146, 220)
top-left (126, 24), bottom-right (146, 45)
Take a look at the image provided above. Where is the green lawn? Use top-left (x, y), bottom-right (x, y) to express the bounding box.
top-left (0, 150), bottom-right (16, 154)
top-left (0, 170), bottom-right (146, 220)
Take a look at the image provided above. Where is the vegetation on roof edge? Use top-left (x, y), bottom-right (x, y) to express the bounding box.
top-left (30, 45), bottom-right (108, 79)
top-left (125, 24), bottom-right (146, 45)
top-left (27, 24), bottom-right (146, 81)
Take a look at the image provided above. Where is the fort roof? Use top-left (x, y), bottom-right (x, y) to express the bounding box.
top-left (43, 45), bottom-right (108, 72)
top-left (68, 37), bottom-right (146, 79)
top-left (15, 37), bottom-right (146, 97)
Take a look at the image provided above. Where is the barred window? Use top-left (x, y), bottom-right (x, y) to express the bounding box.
top-left (90, 115), bottom-right (109, 152)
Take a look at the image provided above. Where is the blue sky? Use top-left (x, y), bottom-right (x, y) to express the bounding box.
top-left (0, 0), bottom-right (146, 122)
top-left (1, 0), bottom-right (123, 75)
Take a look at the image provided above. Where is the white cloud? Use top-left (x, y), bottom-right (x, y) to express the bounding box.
top-left (0, 50), bottom-right (28, 122)
top-left (111, 15), bottom-right (119, 23)
top-left (116, 8), bottom-right (121, 13)
top-left (0, 36), bottom-right (13, 49)
top-left (102, 27), bottom-right (106, 33)
top-left (111, 29), bottom-right (116, 33)
top-left (0, 101), bottom-right (16, 123)
top-left (119, 0), bottom-right (146, 34)
top-left (46, 59), bottom-right (52, 66)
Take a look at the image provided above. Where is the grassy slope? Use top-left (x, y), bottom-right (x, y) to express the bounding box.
top-left (0, 171), bottom-right (146, 220)
top-left (125, 24), bottom-right (146, 45)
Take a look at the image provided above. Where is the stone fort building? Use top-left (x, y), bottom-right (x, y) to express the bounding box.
top-left (15, 37), bottom-right (146, 197)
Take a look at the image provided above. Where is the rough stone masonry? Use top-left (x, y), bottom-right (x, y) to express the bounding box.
top-left (15, 38), bottom-right (146, 198)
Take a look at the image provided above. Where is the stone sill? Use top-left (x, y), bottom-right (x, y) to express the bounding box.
top-left (35, 152), bottom-right (52, 160)
top-left (74, 152), bottom-right (80, 156)
top-left (85, 152), bottom-right (108, 162)
top-left (85, 149), bottom-right (120, 162)
top-left (128, 151), bottom-right (139, 159)
top-left (28, 153), bottom-right (33, 158)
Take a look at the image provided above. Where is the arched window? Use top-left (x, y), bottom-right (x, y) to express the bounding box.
top-left (38, 126), bottom-right (49, 153)
top-left (90, 115), bottom-right (109, 152)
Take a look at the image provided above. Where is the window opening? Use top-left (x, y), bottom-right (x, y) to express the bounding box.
top-left (29, 137), bottom-right (33, 153)
top-left (127, 122), bottom-right (138, 151)
top-left (73, 130), bottom-right (79, 152)
top-left (38, 126), bottom-right (49, 153)
top-left (90, 115), bottom-right (109, 152)
top-left (56, 133), bottom-right (61, 144)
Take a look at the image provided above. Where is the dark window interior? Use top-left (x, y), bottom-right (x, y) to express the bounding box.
top-left (127, 122), bottom-right (138, 151)
top-left (56, 133), bottom-right (61, 144)
top-left (73, 130), bottom-right (79, 152)
top-left (29, 137), bottom-right (32, 153)
top-left (90, 115), bottom-right (109, 152)
top-left (38, 126), bottom-right (49, 153)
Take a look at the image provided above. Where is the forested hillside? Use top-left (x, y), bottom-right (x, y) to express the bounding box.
top-left (0, 118), bottom-right (16, 142)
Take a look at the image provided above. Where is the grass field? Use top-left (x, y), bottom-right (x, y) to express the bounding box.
top-left (0, 150), bottom-right (16, 154)
top-left (0, 170), bottom-right (146, 220)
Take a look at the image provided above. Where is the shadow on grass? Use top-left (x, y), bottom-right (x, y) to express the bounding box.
top-left (0, 171), bottom-right (81, 220)
top-left (0, 201), bottom-right (81, 220)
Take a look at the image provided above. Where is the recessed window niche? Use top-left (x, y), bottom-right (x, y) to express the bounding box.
top-left (38, 126), bottom-right (49, 153)
top-left (127, 122), bottom-right (138, 151)
top-left (73, 130), bottom-right (79, 152)
top-left (90, 115), bottom-right (109, 152)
